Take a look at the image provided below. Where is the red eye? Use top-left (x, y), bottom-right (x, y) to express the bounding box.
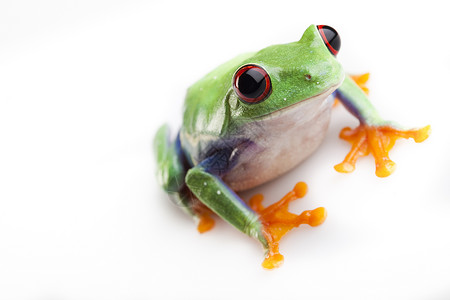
top-left (233, 64), bottom-right (272, 104)
top-left (317, 25), bottom-right (341, 56)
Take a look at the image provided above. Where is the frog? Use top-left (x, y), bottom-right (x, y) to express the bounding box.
top-left (153, 24), bottom-right (430, 269)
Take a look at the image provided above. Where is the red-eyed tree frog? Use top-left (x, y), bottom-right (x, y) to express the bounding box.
top-left (154, 25), bottom-right (430, 269)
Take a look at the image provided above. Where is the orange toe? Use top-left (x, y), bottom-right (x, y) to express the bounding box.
top-left (197, 212), bottom-right (215, 233)
top-left (351, 73), bottom-right (370, 95)
top-left (335, 73), bottom-right (370, 107)
top-left (334, 124), bottom-right (430, 177)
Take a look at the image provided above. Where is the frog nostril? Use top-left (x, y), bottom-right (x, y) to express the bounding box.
top-left (317, 25), bottom-right (341, 56)
top-left (304, 74), bottom-right (312, 81)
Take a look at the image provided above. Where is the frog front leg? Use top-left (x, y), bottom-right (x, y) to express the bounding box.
top-left (334, 75), bottom-right (430, 177)
top-left (185, 151), bottom-right (326, 269)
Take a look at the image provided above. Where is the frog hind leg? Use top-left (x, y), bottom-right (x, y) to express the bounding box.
top-left (335, 75), bottom-right (431, 177)
top-left (186, 152), bottom-right (326, 269)
top-left (154, 124), bottom-right (215, 233)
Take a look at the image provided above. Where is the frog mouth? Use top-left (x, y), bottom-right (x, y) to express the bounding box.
top-left (258, 84), bottom-right (339, 120)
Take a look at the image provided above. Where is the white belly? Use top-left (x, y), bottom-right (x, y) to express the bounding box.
top-left (223, 93), bottom-right (334, 191)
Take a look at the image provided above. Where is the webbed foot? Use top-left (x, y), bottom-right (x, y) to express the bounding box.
top-left (334, 124), bottom-right (431, 177)
top-left (249, 182), bottom-right (327, 269)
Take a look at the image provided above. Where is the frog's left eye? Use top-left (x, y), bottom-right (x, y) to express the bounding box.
top-left (233, 64), bottom-right (272, 104)
top-left (317, 25), bottom-right (341, 56)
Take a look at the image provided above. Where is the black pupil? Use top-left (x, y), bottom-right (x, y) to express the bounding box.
top-left (238, 68), bottom-right (266, 99)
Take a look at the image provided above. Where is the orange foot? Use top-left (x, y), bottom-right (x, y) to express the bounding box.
top-left (249, 182), bottom-right (327, 269)
top-left (334, 124), bottom-right (431, 177)
top-left (196, 211), bottom-right (215, 233)
top-left (191, 199), bottom-right (215, 233)
top-left (334, 73), bottom-right (370, 107)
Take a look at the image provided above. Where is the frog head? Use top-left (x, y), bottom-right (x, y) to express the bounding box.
top-left (229, 24), bottom-right (345, 122)
top-left (182, 25), bottom-right (345, 138)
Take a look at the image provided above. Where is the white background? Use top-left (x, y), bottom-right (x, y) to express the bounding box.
top-left (1, 0), bottom-right (449, 299)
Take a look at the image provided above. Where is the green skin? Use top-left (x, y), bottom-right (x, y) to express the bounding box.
top-left (154, 25), bottom-right (394, 251)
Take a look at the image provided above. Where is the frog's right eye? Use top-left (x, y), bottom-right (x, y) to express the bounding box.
top-left (233, 64), bottom-right (272, 104)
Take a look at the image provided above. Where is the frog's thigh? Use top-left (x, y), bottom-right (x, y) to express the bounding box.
top-left (154, 125), bottom-right (191, 212)
top-left (154, 124), bottom-right (186, 193)
top-left (154, 125), bottom-right (215, 232)
top-left (185, 165), bottom-right (266, 246)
